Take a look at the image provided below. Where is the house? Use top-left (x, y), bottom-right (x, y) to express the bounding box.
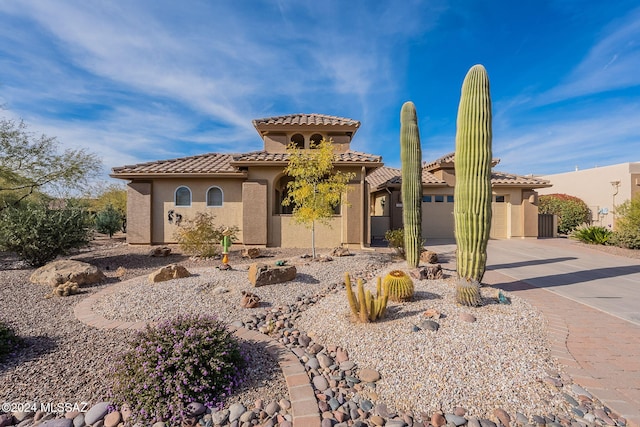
top-left (111, 113), bottom-right (551, 247)
top-left (367, 153), bottom-right (552, 240)
top-left (538, 162), bottom-right (640, 229)
top-left (110, 114), bottom-right (382, 247)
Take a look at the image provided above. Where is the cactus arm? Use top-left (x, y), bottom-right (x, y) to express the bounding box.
top-left (357, 278), bottom-right (370, 323)
top-left (400, 101), bottom-right (424, 268)
top-left (345, 273), bottom-right (359, 316)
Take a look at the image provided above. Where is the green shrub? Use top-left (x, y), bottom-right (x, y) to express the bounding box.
top-left (539, 194), bottom-right (591, 234)
top-left (173, 212), bottom-right (239, 257)
top-left (94, 204), bottom-right (123, 238)
top-left (0, 321), bottom-right (21, 361)
top-left (0, 201), bottom-right (93, 266)
top-left (110, 314), bottom-right (246, 424)
top-left (610, 194), bottom-right (640, 249)
top-left (570, 224), bottom-right (612, 245)
top-left (384, 228), bottom-right (405, 258)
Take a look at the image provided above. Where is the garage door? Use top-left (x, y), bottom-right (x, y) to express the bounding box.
top-left (422, 195), bottom-right (455, 239)
top-left (490, 195), bottom-right (508, 239)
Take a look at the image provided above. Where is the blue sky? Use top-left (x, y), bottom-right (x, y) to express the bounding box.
top-left (1, 1), bottom-right (639, 182)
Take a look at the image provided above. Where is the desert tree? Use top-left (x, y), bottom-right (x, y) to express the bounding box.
top-left (283, 138), bottom-right (355, 258)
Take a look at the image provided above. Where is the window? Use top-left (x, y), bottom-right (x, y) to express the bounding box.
top-left (495, 195), bottom-right (505, 203)
top-left (207, 186), bottom-right (223, 207)
top-left (447, 195), bottom-right (454, 203)
top-left (175, 186), bottom-right (192, 206)
top-left (310, 133), bottom-right (323, 147)
top-left (435, 195), bottom-right (444, 203)
top-left (422, 195), bottom-right (432, 203)
top-left (290, 133), bottom-right (304, 149)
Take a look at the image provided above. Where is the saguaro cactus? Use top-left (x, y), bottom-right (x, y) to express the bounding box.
top-left (400, 101), bottom-right (423, 268)
top-left (453, 64), bottom-right (493, 307)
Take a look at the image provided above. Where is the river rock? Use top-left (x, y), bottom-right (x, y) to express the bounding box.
top-left (358, 368), bottom-right (380, 382)
top-left (228, 403), bottom-right (246, 422)
top-left (84, 402), bottom-right (110, 425)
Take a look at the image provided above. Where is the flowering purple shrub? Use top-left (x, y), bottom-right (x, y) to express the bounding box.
top-left (110, 314), bottom-right (245, 424)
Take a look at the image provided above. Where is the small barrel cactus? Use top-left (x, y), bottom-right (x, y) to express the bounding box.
top-left (382, 270), bottom-right (414, 302)
top-left (345, 273), bottom-right (388, 322)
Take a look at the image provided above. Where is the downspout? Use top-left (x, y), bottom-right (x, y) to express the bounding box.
top-left (361, 166), bottom-right (374, 251)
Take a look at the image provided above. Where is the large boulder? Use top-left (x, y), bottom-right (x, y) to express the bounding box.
top-left (30, 260), bottom-right (105, 287)
top-left (148, 264), bottom-right (191, 283)
top-left (248, 263), bottom-right (297, 287)
top-left (420, 250), bottom-right (438, 264)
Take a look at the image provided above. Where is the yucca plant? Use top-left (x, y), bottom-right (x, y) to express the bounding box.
top-left (570, 224), bottom-right (612, 245)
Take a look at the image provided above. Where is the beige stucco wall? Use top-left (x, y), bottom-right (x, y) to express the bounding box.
top-left (539, 163), bottom-right (640, 228)
top-left (150, 178), bottom-right (244, 244)
top-left (127, 182), bottom-right (152, 244)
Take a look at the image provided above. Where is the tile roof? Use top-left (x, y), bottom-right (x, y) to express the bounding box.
top-left (252, 113), bottom-right (360, 128)
top-left (366, 167), bottom-right (446, 189)
top-left (110, 153), bottom-right (244, 176)
top-left (423, 152), bottom-right (500, 171)
top-left (366, 166), bottom-right (550, 189)
top-left (231, 150), bottom-right (382, 164)
top-left (491, 171), bottom-right (551, 187)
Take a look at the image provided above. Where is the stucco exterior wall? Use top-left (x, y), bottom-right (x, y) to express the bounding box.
top-left (150, 178), bottom-right (244, 244)
top-left (539, 163), bottom-right (640, 228)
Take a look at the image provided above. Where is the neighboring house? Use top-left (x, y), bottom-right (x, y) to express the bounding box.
top-left (111, 114), bottom-right (382, 247)
top-left (367, 153), bottom-right (552, 240)
top-left (538, 162), bottom-right (640, 229)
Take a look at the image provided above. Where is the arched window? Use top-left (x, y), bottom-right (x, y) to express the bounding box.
top-left (206, 186), bottom-right (223, 207)
top-left (175, 186), bottom-right (192, 206)
top-left (310, 133), bottom-right (323, 147)
top-left (290, 133), bottom-right (304, 149)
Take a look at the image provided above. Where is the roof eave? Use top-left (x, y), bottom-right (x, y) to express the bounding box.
top-left (109, 172), bottom-right (248, 180)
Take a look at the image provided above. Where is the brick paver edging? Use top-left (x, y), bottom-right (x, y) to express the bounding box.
top-left (74, 281), bottom-right (321, 427)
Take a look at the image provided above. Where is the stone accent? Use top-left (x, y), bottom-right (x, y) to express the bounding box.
top-left (420, 250), bottom-right (438, 264)
top-left (330, 247), bottom-right (351, 257)
top-left (409, 264), bottom-right (443, 280)
top-left (248, 263), bottom-right (296, 287)
top-left (148, 264), bottom-right (191, 283)
top-left (148, 246), bottom-right (171, 257)
top-left (242, 248), bottom-right (261, 259)
top-left (30, 260), bottom-right (105, 287)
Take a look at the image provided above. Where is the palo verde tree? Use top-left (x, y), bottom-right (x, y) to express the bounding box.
top-left (0, 118), bottom-right (101, 210)
top-left (283, 138), bottom-right (355, 258)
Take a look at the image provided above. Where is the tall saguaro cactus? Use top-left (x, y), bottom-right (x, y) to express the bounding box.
top-left (453, 64), bottom-right (493, 307)
top-left (400, 101), bottom-right (423, 268)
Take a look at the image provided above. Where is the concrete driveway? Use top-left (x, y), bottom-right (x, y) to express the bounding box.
top-left (485, 238), bottom-right (640, 326)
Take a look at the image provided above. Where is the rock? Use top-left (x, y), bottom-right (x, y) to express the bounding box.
top-left (479, 419), bottom-right (496, 427)
top-left (212, 286), bottom-right (229, 295)
top-left (387, 421), bottom-right (406, 427)
top-left (459, 313), bottom-right (476, 323)
top-left (410, 264), bottom-right (443, 280)
top-left (358, 368), bottom-right (381, 382)
top-left (467, 417), bottom-right (481, 427)
top-left (181, 415), bottom-right (198, 427)
top-left (432, 413), bottom-right (447, 427)
top-left (72, 413), bottom-right (85, 427)
top-left (84, 402), bottom-right (110, 425)
top-left (265, 401), bottom-right (280, 416)
top-left (313, 375), bottom-right (330, 391)
top-left (446, 414), bottom-right (468, 426)
top-left (148, 263), bottom-right (191, 282)
top-left (239, 410), bottom-right (254, 423)
top-left (454, 408), bottom-right (467, 417)
top-left (240, 291), bottom-right (261, 308)
top-left (30, 260), bottom-right (105, 286)
top-left (370, 415), bottom-right (385, 426)
top-left (242, 248), bottom-right (261, 259)
top-left (40, 419), bottom-right (73, 427)
top-left (0, 414), bottom-right (13, 427)
top-left (492, 409), bottom-right (511, 427)
top-left (419, 320), bottom-right (440, 331)
top-left (515, 413), bottom-right (529, 425)
top-left (335, 348), bottom-right (349, 363)
top-left (104, 411), bottom-right (122, 427)
top-left (148, 246), bottom-right (171, 257)
top-left (317, 353), bottom-right (334, 369)
top-left (248, 263), bottom-right (297, 286)
top-left (420, 250), bottom-right (438, 263)
top-left (571, 384), bottom-right (592, 399)
top-left (423, 308), bottom-right (442, 319)
top-left (340, 360), bottom-right (355, 371)
top-left (211, 409), bottom-right (229, 425)
top-left (186, 402), bottom-right (206, 417)
top-left (120, 405), bottom-right (132, 421)
top-left (152, 422), bottom-right (167, 427)
top-left (228, 403), bottom-right (246, 422)
top-left (331, 247), bottom-right (351, 257)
